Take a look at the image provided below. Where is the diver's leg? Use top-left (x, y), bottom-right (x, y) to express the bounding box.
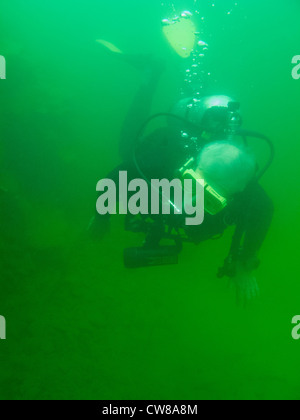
top-left (119, 59), bottom-right (165, 162)
top-left (96, 41), bottom-right (165, 162)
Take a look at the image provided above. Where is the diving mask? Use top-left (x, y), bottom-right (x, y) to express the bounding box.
top-left (180, 165), bottom-right (228, 216)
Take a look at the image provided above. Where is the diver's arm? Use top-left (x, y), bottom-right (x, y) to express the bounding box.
top-left (218, 185), bottom-right (273, 305)
top-left (218, 184), bottom-right (273, 277)
top-left (89, 162), bottom-right (138, 240)
top-left (240, 184), bottom-right (274, 269)
top-left (88, 164), bottom-right (124, 240)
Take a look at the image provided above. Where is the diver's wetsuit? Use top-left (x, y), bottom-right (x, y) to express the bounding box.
top-left (102, 64), bottom-right (274, 274)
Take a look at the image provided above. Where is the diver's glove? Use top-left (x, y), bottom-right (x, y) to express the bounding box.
top-left (87, 214), bottom-right (110, 241)
top-left (231, 264), bottom-right (260, 306)
top-left (218, 254), bottom-right (260, 306)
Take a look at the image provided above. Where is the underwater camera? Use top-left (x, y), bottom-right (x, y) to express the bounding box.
top-left (123, 214), bottom-right (184, 268)
top-left (123, 102), bottom-right (275, 269)
top-left (124, 246), bottom-right (180, 269)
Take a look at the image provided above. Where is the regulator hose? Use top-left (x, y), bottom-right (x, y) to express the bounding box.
top-left (133, 114), bottom-right (275, 184)
top-left (237, 129), bottom-right (275, 180)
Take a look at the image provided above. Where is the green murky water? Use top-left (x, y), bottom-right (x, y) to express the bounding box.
top-left (0, 0), bottom-right (300, 400)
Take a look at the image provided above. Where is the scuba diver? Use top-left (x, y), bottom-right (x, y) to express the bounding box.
top-left (90, 24), bottom-right (274, 304)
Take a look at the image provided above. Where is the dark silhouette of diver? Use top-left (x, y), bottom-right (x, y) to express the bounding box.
top-left (90, 43), bottom-right (274, 304)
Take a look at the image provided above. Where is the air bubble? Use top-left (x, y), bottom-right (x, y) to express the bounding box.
top-left (198, 41), bottom-right (209, 48)
top-left (181, 10), bottom-right (193, 18)
top-left (161, 19), bottom-right (171, 26)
